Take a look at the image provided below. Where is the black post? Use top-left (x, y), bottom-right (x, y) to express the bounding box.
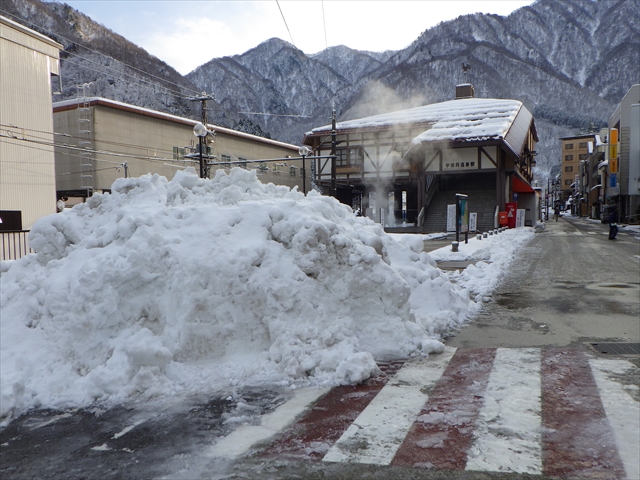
top-left (302, 153), bottom-right (306, 194)
top-left (199, 136), bottom-right (205, 179)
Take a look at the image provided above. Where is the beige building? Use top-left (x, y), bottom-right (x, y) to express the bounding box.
top-left (0, 15), bottom-right (61, 246)
top-left (559, 134), bottom-right (596, 210)
top-left (53, 97), bottom-right (304, 199)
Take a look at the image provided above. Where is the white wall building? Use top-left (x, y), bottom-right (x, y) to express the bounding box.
top-left (0, 15), bottom-right (62, 259)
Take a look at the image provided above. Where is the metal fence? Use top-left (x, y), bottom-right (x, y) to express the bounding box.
top-left (1, 230), bottom-right (33, 261)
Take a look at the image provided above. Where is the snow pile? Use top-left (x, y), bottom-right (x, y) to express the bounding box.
top-left (1, 168), bottom-right (474, 424)
top-left (428, 228), bottom-right (535, 304)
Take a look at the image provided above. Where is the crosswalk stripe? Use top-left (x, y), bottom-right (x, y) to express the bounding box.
top-left (541, 349), bottom-right (626, 479)
top-left (466, 348), bottom-right (542, 474)
top-left (207, 386), bottom-right (330, 458)
top-left (258, 361), bottom-right (405, 460)
top-left (214, 347), bottom-right (638, 479)
top-left (322, 348), bottom-right (456, 465)
top-left (589, 358), bottom-right (640, 480)
top-left (392, 347), bottom-right (495, 470)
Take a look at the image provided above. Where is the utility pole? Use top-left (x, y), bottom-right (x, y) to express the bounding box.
top-left (187, 92), bottom-right (214, 178)
top-left (187, 92), bottom-right (215, 125)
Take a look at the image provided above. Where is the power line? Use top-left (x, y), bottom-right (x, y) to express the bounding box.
top-left (0, 8), bottom-right (202, 98)
top-left (275, 0), bottom-right (296, 48)
top-left (321, 0), bottom-right (328, 50)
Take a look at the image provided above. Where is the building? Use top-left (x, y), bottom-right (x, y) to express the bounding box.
top-left (0, 15), bottom-right (62, 260)
top-left (52, 97), bottom-right (304, 201)
top-left (302, 85), bottom-right (539, 232)
top-left (607, 84), bottom-right (640, 223)
top-left (559, 134), bottom-right (597, 214)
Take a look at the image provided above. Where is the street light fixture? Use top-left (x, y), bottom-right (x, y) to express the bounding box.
top-left (299, 145), bottom-right (311, 194)
top-left (193, 122), bottom-right (208, 178)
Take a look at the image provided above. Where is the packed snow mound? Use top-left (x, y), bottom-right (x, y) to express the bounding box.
top-left (1, 168), bottom-right (472, 424)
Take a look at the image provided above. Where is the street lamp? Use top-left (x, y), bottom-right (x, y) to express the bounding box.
top-left (299, 145), bottom-right (311, 194)
top-left (193, 122), bottom-right (208, 178)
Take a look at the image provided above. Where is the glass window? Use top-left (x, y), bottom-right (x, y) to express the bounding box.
top-left (565, 143), bottom-right (574, 149)
top-left (565, 179), bottom-right (572, 185)
top-left (578, 142), bottom-right (588, 148)
top-left (579, 154), bottom-right (588, 160)
top-left (565, 166), bottom-right (573, 172)
top-left (173, 146), bottom-right (185, 160)
top-left (565, 155), bottom-right (573, 161)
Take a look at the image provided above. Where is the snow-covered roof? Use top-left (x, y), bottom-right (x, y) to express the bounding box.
top-left (306, 98), bottom-right (534, 155)
top-left (53, 97), bottom-right (299, 151)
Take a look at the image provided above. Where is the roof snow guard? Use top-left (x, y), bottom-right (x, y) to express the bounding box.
top-left (306, 98), bottom-right (536, 158)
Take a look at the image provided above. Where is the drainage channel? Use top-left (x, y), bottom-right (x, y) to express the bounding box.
top-left (590, 343), bottom-right (640, 355)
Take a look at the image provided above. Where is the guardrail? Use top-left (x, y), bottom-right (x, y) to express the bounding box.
top-left (1, 230), bottom-right (33, 261)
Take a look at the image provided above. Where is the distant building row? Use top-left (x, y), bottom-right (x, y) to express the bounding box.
top-left (559, 85), bottom-right (639, 223)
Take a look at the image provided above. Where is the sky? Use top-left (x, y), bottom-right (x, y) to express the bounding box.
top-left (62, 0), bottom-right (535, 75)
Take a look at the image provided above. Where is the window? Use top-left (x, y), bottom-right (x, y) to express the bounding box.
top-left (579, 154), bottom-right (588, 160)
top-left (239, 157), bottom-right (247, 168)
top-left (221, 154), bottom-right (231, 163)
top-left (565, 179), bottom-right (572, 185)
top-left (172, 146), bottom-right (185, 160)
top-left (578, 142), bottom-right (588, 148)
top-left (335, 147), bottom-right (363, 167)
top-left (565, 155), bottom-right (573, 161)
top-left (289, 166), bottom-right (296, 176)
top-left (565, 166), bottom-right (573, 172)
top-left (565, 143), bottom-right (574, 150)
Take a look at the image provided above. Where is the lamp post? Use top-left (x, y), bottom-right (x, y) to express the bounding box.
top-left (299, 145), bottom-right (311, 194)
top-left (193, 122), bottom-right (208, 178)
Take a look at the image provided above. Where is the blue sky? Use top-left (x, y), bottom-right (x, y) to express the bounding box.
top-left (62, 0), bottom-right (534, 74)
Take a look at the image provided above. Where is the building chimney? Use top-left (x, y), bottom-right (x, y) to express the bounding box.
top-left (455, 84), bottom-right (474, 99)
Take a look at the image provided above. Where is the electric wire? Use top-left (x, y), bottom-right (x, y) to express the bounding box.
top-left (1, 123), bottom-right (192, 159)
top-left (0, 8), bottom-right (203, 98)
top-left (275, 0), bottom-right (296, 48)
top-left (321, 0), bottom-right (328, 50)
top-left (1, 8), bottom-right (317, 123)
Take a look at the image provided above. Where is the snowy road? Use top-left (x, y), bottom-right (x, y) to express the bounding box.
top-left (2, 346), bottom-right (638, 479)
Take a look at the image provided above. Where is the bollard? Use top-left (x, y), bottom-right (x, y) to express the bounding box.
top-left (483, 232), bottom-right (488, 238)
top-left (476, 234), bottom-right (482, 240)
top-left (488, 230), bottom-right (493, 235)
top-left (451, 241), bottom-right (459, 252)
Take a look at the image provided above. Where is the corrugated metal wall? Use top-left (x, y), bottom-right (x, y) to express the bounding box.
top-left (0, 17), bottom-right (61, 232)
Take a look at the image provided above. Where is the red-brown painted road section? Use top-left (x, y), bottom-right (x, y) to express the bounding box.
top-left (391, 348), bottom-right (496, 470)
top-left (542, 349), bottom-right (626, 479)
top-left (253, 348), bottom-right (635, 479)
top-left (258, 361), bottom-right (405, 460)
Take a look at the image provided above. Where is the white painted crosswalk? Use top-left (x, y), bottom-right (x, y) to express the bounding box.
top-left (210, 347), bottom-right (640, 479)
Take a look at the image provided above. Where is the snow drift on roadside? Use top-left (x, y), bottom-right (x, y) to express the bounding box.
top-left (1, 168), bottom-right (473, 424)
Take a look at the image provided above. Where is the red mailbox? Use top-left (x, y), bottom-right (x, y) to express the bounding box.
top-left (505, 202), bottom-right (517, 229)
top-left (499, 211), bottom-right (508, 225)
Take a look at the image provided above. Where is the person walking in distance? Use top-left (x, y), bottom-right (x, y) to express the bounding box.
top-left (608, 205), bottom-right (618, 240)
top-left (554, 204), bottom-right (560, 222)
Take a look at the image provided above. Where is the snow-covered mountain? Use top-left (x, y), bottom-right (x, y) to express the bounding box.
top-left (2, 0), bottom-right (204, 119)
top-left (186, 0), bottom-right (638, 175)
top-left (5, 0), bottom-right (639, 177)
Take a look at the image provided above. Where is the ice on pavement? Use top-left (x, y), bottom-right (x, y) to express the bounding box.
top-left (0, 168), bottom-right (534, 425)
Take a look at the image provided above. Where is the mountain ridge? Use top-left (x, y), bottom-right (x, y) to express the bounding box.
top-left (5, 0), bottom-right (639, 178)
